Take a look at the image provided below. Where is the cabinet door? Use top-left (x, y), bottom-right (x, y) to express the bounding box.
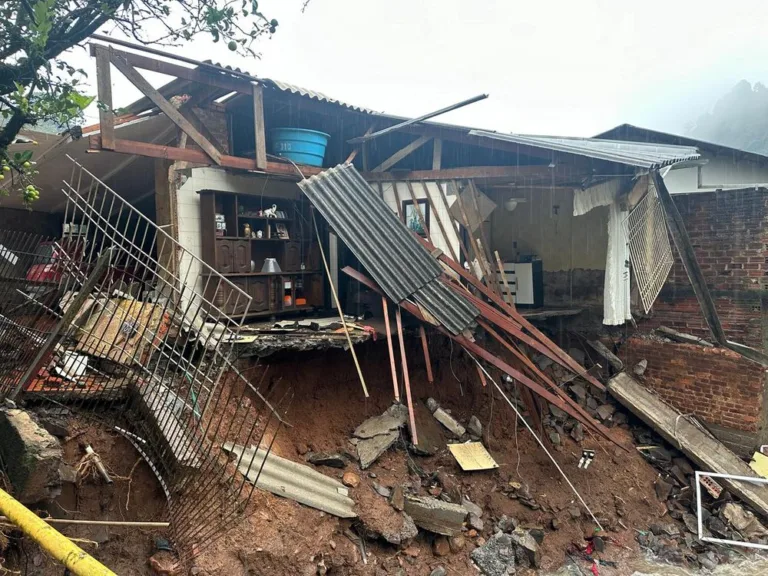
top-left (233, 240), bottom-right (251, 273)
top-left (307, 274), bottom-right (324, 307)
top-left (216, 240), bottom-right (234, 274)
top-left (249, 278), bottom-right (269, 312)
top-left (283, 241), bottom-right (301, 272)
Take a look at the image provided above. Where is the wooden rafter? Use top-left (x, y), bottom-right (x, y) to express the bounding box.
top-left (372, 135), bottom-right (432, 172)
top-left (252, 84), bottom-right (267, 170)
top-left (102, 46), bottom-right (223, 165)
top-left (364, 165), bottom-right (561, 182)
top-left (94, 47), bottom-right (115, 150)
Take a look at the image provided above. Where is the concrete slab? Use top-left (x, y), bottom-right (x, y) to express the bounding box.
top-left (433, 408), bottom-right (466, 437)
top-left (403, 495), bottom-right (467, 536)
top-left (357, 430), bottom-right (398, 469)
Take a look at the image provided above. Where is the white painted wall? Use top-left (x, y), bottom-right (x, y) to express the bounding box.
top-left (380, 181), bottom-right (461, 262)
top-left (665, 154), bottom-right (768, 194)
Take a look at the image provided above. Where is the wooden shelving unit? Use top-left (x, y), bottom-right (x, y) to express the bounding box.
top-left (200, 189), bottom-right (324, 318)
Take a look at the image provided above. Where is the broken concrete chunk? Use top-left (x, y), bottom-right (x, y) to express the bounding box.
top-left (357, 431), bottom-right (398, 469)
top-left (510, 529), bottom-right (541, 568)
top-left (430, 568), bottom-right (447, 576)
top-left (471, 532), bottom-right (516, 576)
top-left (403, 495), bottom-right (467, 536)
top-left (307, 452), bottom-right (346, 469)
top-left (467, 416), bottom-right (483, 438)
top-left (433, 408), bottom-right (466, 438)
top-left (655, 477), bottom-right (674, 501)
top-left (410, 401), bottom-right (445, 456)
top-left (548, 431), bottom-right (561, 446)
top-left (549, 404), bottom-right (567, 420)
top-left (633, 359), bottom-right (648, 377)
top-left (596, 404), bottom-right (616, 421)
top-left (373, 483), bottom-right (391, 498)
top-left (570, 423), bottom-right (584, 443)
top-left (569, 384), bottom-right (587, 403)
top-left (462, 497), bottom-right (483, 519)
top-left (354, 412), bottom-right (406, 439)
top-left (426, 397), bottom-right (439, 413)
top-left (433, 535), bottom-right (451, 557)
top-left (721, 502), bottom-right (768, 539)
top-left (468, 513), bottom-right (484, 531)
top-left (0, 409), bottom-right (63, 503)
top-left (390, 485), bottom-right (405, 511)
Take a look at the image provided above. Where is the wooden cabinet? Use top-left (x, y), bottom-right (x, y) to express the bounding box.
top-left (200, 189), bottom-right (326, 319)
top-left (233, 240), bottom-right (251, 273)
top-left (216, 240), bottom-right (233, 274)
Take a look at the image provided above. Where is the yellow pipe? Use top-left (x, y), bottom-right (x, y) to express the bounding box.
top-left (0, 488), bottom-right (116, 576)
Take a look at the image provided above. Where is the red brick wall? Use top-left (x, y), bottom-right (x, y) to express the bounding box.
top-left (642, 189), bottom-right (768, 347)
top-left (622, 337), bottom-right (767, 433)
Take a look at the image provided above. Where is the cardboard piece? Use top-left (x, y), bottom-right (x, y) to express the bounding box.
top-left (448, 442), bottom-right (499, 471)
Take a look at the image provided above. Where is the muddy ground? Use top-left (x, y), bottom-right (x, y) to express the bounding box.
top-left (2, 334), bottom-right (672, 575)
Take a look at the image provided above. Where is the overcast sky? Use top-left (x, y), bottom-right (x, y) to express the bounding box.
top-left (73, 0), bottom-right (768, 137)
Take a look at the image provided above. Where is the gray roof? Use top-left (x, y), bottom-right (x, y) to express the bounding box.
top-left (467, 130), bottom-right (701, 169)
top-left (298, 164), bottom-right (477, 334)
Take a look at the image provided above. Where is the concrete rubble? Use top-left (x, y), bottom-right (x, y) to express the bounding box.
top-left (0, 408), bottom-right (63, 503)
top-left (354, 404), bottom-right (407, 469)
top-left (471, 532), bottom-right (517, 576)
top-left (403, 495), bottom-right (468, 536)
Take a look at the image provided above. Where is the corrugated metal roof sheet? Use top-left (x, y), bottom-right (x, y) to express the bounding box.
top-left (261, 79), bottom-right (374, 113)
top-left (468, 130), bottom-right (701, 169)
top-left (298, 164), bottom-right (477, 334)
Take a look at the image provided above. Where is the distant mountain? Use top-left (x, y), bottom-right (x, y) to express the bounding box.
top-left (687, 80), bottom-right (768, 155)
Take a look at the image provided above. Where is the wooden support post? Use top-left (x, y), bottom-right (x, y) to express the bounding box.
top-left (395, 306), bottom-right (418, 445)
top-left (108, 49), bottom-right (223, 165)
top-left (404, 180), bottom-right (432, 242)
top-left (154, 159), bottom-right (176, 282)
top-left (452, 180), bottom-right (484, 278)
top-left (419, 325), bottom-right (434, 385)
top-left (468, 179), bottom-right (503, 296)
top-left (382, 297), bottom-right (400, 401)
top-left (372, 135), bottom-right (431, 172)
top-left (434, 181), bottom-right (472, 266)
top-left (253, 84), bottom-right (267, 170)
top-left (391, 181), bottom-right (404, 220)
top-left (94, 46), bottom-right (115, 150)
top-left (432, 138), bottom-right (442, 170)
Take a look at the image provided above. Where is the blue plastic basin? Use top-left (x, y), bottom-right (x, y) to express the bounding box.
top-left (270, 128), bottom-right (330, 167)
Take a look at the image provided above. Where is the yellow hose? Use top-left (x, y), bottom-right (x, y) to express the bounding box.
top-left (0, 488), bottom-right (116, 576)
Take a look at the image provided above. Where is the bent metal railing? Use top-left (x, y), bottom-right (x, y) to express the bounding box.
top-left (0, 156), bottom-right (285, 564)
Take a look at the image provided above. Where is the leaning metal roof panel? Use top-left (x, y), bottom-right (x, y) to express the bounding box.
top-left (298, 164), bottom-right (477, 333)
top-left (468, 130), bottom-right (701, 169)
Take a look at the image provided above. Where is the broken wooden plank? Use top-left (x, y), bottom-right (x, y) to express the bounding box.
top-left (252, 84), bottom-right (267, 170)
top-left (372, 135), bottom-right (431, 172)
top-left (587, 340), bottom-right (625, 371)
top-left (656, 326), bottom-right (713, 347)
top-left (608, 372), bottom-right (768, 518)
top-left (109, 49), bottom-right (223, 165)
top-left (94, 47), bottom-right (115, 150)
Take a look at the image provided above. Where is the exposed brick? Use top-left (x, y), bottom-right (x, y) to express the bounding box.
top-left (621, 337), bottom-right (767, 434)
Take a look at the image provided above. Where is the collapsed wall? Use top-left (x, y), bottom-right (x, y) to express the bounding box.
top-left (621, 336), bottom-right (768, 456)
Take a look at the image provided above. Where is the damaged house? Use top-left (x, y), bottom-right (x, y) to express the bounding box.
top-left (3, 37), bottom-right (768, 575)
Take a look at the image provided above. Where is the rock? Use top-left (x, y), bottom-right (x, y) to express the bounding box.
top-left (698, 551), bottom-right (718, 571)
top-left (0, 409), bottom-right (63, 503)
top-left (468, 513), bottom-right (484, 531)
top-left (354, 411), bottom-right (406, 439)
top-left (570, 423), bottom-right (584, 442)
top-left (655, 477), bottom-right (674, 501)
top-left (307, 452), bottom-right (346, 469)
top-left (426, 397), bottom-right (439, 413)
top-left (380, 513), bottom-right (419, 546)
top-left (529, 529), bottom-right (544, 545)
top-left (549, 404), bottom-right (567, 420)
top-left (404, 495), bottom-right (468, 536)
top-left (430, 568), bottom-right (447, 576)
top-left (449, 535), bottom-right (466, 553)
top-left (390, 485), bottom-right (405, 511)
top-left (462, 497), bottom-right (483, 519)
top-left (329, 540), bottom-right (336, 550)
top-left (471, 532), bottom-right (516, 575)
top-left (613, 412), bottom-right (628, 426)
top-left (510, 529), bottom-right (540, 568)
top-left (593, 535), bottom-right (605, 553)
top-left (568, 507), bottom-right (581, 520)
top-left (39, 417), bottom-right (69, 439)
top-left (496, 515), bottom-right (518, 533)
top-left (91, 524), bottom-right (110, 544)
top-left (721, 502), bottom-right (768, 539)
top-left (149, 551), bottom-right (180, 575)
top-left (707, 516), bottom-right (729, 538)
top-left (476, 537), bottom-right (486, 547)
top-left (357, 431), bottom-right (398, 469)
top-left (650, 523), bottom-right (680, 538)
top-left (429, 486), bottom-right (442, 497)
top-left (551, 518), bottom-right (561, 530)
top-left (374, 483), bottom-right (391, 498)
top-left (548, 431), bottom-right (561, 446)
top-left (433, 536), bottom-right (451, 557)
top-left (586, 397), bottom-right (599, 411)
top-left (58, 463), bottom-right (77, 484)
top-left (342, 472), bottom-right (360, 488)
top-left (569, 384), bottom-right (587, 403)
top-left (633, 359), bottom-right (648, 377)
top-left (295, 442), bottom-right (309, 455)
top-left (596, 404), bottom-right (616, 421)
top-left (568, 347), bottom-right (586, 365)
top-left (683, 513), bottom-right (699, 534)
top-left (436, 471), bottom-right (462, 503)
top-left (432, 408), bottom-right (466, 437)
top-left (403, 545), bottom-right (420, 557)
top-left (411, 401), bottom-right (446, 456)
top-left (669, 464), bottom-right (688, 486)
top-left (468, 416), bottom-right (483, 438)
top-left (672, 457), bottom-right (694, 476)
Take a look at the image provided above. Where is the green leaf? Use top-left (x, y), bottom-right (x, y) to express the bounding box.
top-left (20, 150), bottom-right (33, 163)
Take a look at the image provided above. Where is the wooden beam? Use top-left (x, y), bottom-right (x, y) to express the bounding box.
top-left (420, 181), bottom-right (458, 263)
top-left (179, 104), bottom-right (225, 152)
top-left (94, 47), bottom-right (115, 150)
top-left (649, 170), bottom-right (727, 345)
top-left (372, 135), bottom-right (431, 172)
top-left (346, 125), bottom-right (375, 165)
top-left (88, 135), bottom-right (324, 178)
top-left (89, 44), bottom-right (252, 95)
top-left (364, 165), bottom-right (558, 182)
top-left (107, 47), bottom-right (223, 165)
top-left (253, 84), bottom-right (267, 170)
top-left (432, 138), bottom-right (442, 170)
